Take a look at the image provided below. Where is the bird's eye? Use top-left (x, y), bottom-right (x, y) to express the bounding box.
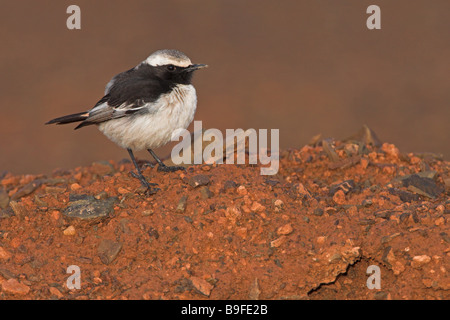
top-left (166, 65), bottom-right (176, 71)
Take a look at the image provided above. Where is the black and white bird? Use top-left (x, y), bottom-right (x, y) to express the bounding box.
top-left (46, 49), bottom-right (207, 194)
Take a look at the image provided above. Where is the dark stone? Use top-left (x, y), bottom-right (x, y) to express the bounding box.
top-left (388, 188), bottom-right (420, 202)
top-left (97, 239), bottom-right (122, 265)
top-left (399, 212), bottom-right (410, 223)
top-left (265, 179), bottom-right (280, 187)
top-left (322, 139), bottom-right (339, 162)
top-left (344, 125), bottom-right (382, 147)
top-left (381, 246), bottom-right (393, 268)
top-left (223, 180), bottom-right (237, 190)
top-left (0, 189), bottom-right (9, 209)
top-left (313, 208), bottom-right (324, 216)
top-left (184, 216), bottom-right (193, 224)
top-left (373, 210), bottom-right (393, 219)
top-left (188, 175), bottom-right (210, 188)
top-left (274, 259), bottom-right (283, 268)
top-left (148, 227), bottom-right (159, 239)
top-left (62, 195), bottom-right (118, 222)
top-left (11, 180), bottom-right (42, 200)
top-left (287, 183), bottom-right (312, 200)
top-left (329, 180), bottom-right (355, 196)
top-left (200, 186), bottom-right (214, 199)
top-left (176, 195), bottom-right (188, 213)
top-left (402, 174), bottom-right (444, 198)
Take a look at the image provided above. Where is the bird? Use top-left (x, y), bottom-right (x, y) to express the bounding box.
top-left (46, 49), bottom-right (207, 194)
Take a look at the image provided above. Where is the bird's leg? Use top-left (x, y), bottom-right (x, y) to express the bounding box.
top-left (127, 148), bottom-right (159, 194)
top-left (147, 149), bottom-right (186, 172)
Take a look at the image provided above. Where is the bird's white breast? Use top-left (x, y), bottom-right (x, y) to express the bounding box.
top-left (98, 84), bottom-right (197, 151)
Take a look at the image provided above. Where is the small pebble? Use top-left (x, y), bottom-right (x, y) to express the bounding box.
top-left (270, 236), bottom-right (286, 248)
top-left (237, 185), bottom-right (247, 195)
top-left (0, 247), bottom-right (12, 260)
top-left (190, 276), bottom-right (214, 297)
top-left (435, 217), bottom-right (445, 226)
top-left (70, 183), bottom-right (82, 191)
top-left (248, 278), bottom-right (260, 300)
top-left (176, 195), bottom-right (188, 213)
top-left (98, 239), bottom-right (123, 265)
top-left (51, 210), bottom-right (60, 221)
top-left (118, 187), bottom-right (130, 194)
top-left (200, 187), bottom-right (213, 199)
top-left (333, 190), bottom-right (346, 205)
top-left (411, 255), bottom-right (431, 268)
top-left (251, 201), bottom-right (265, 213)
top-left (49, 286), bottom-right (64, 298)
top-left (381, 143), bottom-right (400, 158)
top-left (274, 199), bottom-right (284, 212)
top-left (316, 236), bottom-right (326, 244)
top-left (360, 158), bottom-right (369, 169)
top-left (188, 175), bottom-right (210, 188)
top-left (1, 278), bottom-right (30, 295)
top-left (277, 223), bottom-right (293, 235)
top-left (142, 209), bottom-right (154, 216)
top-left (63, 226), bottom-right (76, 236)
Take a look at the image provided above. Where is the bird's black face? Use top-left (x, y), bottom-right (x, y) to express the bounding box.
top-left (153, 64), bottom-right (207, 85)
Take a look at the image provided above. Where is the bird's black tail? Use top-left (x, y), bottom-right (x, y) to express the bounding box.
top-left (45, 112), bottom-right (89, 126)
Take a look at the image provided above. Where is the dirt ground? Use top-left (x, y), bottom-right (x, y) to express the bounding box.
top-left (0, 127), bottom-right (449, 300)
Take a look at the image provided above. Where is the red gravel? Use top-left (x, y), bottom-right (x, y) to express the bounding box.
top-left (0, 135), bottom-right (449, 300)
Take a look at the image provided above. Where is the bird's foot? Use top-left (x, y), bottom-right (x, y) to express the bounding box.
top-left (129, 171), bottom-right (160, 194)
top-left (157, 164), bottom-right (187, 172)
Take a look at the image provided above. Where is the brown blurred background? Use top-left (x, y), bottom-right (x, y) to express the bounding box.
top-left (1, 0), bottom-right (449, 175)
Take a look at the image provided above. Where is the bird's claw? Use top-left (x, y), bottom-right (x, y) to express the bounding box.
top-left (129, 171), bottom-right (158, 186)
top-left (129, 171), bottom-right (159, 195)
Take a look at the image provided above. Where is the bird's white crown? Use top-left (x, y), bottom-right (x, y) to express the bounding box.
top-left (144, 49), bottom-right (192, 67)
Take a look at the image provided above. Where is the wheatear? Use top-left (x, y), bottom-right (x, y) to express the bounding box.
top-left (46, 49), bottom-right (207, 194)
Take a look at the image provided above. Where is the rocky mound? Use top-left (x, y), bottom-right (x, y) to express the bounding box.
top-left (0, 127), bottom-right (449, 299)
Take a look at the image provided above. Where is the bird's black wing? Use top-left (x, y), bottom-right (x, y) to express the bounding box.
top-left (74, 66), bottom-right (173, 130)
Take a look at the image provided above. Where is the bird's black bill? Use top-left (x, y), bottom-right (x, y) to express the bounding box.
top-left (45, 112), bottom-right (89, 125)
top-left (185, 64), bottom-right (208, 72)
